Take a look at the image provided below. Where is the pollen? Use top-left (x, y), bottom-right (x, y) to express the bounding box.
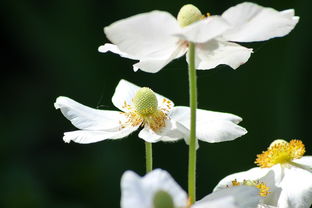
top-left (230, 179), bottom-right (270, 197)
top-left (255, 139), bottom-right (305, 168)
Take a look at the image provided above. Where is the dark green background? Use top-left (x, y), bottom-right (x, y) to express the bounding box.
top-left (1, 0), bottom-right (311, 207)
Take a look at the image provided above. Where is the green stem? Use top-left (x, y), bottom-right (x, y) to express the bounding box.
top-left (145, 141), bottom-right (153, 173)
top-left (188, 42), bottom-right (197, 204)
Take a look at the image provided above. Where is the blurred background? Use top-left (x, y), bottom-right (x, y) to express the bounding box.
top-left (1, 0), bottom-right (311, 207)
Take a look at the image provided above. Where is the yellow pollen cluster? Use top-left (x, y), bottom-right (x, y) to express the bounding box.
top-left (230, 179), bottom-right (270, 197)
top-left (255, 139), bottom-right (305, 168)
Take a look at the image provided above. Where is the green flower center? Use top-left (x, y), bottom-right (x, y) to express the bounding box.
top-left (133, 87), bottom-right (158, 115)
top-left (177, 4), bottom-right (202, 27)
top-left (153, 190), bottom-right (175, 208)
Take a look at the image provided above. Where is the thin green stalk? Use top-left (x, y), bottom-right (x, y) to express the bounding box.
top-left (145, 141), bottom-right (153, 173)
top-left (188, 42), bottom-right (197, 204)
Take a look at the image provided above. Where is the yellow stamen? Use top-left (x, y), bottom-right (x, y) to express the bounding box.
top-left (255, 139), bottom-right (305, 168)
top-left (230, 179), bottom-right (270, 197)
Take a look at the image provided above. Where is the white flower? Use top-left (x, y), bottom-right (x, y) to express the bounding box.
top-left (121, 169), bottom-right (261, 208)
top-left (98, 2), bottom-right (299, 73)
top-left (214, 140), bottom-right (312, 208)
top-left (54, 79), bottom-right (247, 144)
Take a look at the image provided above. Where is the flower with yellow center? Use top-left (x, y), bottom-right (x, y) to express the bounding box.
top-left (54, 79), bottom-right (247, 145)
top-left (121, 169), bottom-right (260, 208)
top-left (214, 139), bottom-right (312, 208)
top-left (99, 2), bottom-right (298, 73)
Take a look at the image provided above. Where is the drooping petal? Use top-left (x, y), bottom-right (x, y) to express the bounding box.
top-left (112, 79), bottom-right (174, 112)
top-left (104, 11), bottom-right (180, 59)
top-left (54, 96), bottom-right (124, 131)
top-left (63, 126), bottom-right (139, 144)
top-left (98, 43), bottom-right (136, 59)
top-left (193, 186), bottom-right (260, 208)
top-left (138, 120), bottom-right (188, 143)
top-left (277, 166), bottom-right (312, 208)
top-left (132, 44), bottom-right (187, 73)
top-left (170, 106), bottom-right (247, 143)
top-left (221, 2), bottom-right (299, 42)
top-left (175, 16), bottom-right (230, 43)
top-left (121, 169), bottom-right (188, 208)
top-left (188, 39), bottom-right (253, 70)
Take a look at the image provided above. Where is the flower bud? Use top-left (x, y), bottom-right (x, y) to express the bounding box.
top-left (177, 4), bottom-right (202, 27)
top-left (153, 190), bottom-right (174, 208)
top-left (133, 87), bottom-right (158, 115)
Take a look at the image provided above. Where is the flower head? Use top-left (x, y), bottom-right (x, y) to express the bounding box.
top-left (54, 80), bottom-right (247, 145)
top-left (121, 169), bottom-right (260, 208)
top-left (99, 2), bottom-right (299, 73)
top-left (214, 139), bottom-right (312, 208)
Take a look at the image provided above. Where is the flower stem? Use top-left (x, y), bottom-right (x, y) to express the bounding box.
top-left (145, 141), bottom-right (153, 173)
top-left (188, 42), bottom-right (197, 204)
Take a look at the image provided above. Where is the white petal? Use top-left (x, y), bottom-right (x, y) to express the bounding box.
top-left (213, 167), bottom-right (272, 192)
top-left (175, 16), bottom-right (230, 43)
top-left (121, 169), bottom-right (188, 208)
top-left (214, 165), bottom-right (284, 207)
top-left (189, 39), bottom-right (252, 70)
top-left (104, 11), bottom-right (180, 59)
top-left (133, 44), bottom-right (187, 73)
top-left (54, 96), bottom-right (123, 130)
top-left (98, 43), bottom-right (136, 59)
top-left (221, 2), bottom-right (299, 42)
top-left (194, 186), bottom-right (260, 208)
top-left (258, 204), bottom-right (278, 208)
top-left (293, 156), bottom-right (312, 170)
top-left (138, 120), bottom-right (188, 143)
top-left (112, 79), bottom-right (174, 112)
top-left (277, 166), bottom-right (312, 208)
top-left (63, 126), bottom-right (139, 144)
top-left (170, 106), bottom-right (247, 143)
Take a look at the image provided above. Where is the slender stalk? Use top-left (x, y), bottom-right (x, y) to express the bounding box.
top-left (188, 42), bottom-right (197, 204)
top-left (145, 141), bottom-right (153, 173)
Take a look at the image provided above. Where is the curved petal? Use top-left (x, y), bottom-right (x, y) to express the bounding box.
top-left (294, 156), bottom-right (312, 170)
top-left (175, 16), bottom-right (230, 43)
top-left (104, 11), bottom-right (180, 59)
top-left (170, 106), bottom-right (247, 143)
top-left (214, 166), bottom-right (285, 207)
top-left (213, 167), bottom-right (272, 192)
top-left (54, 96), bottom-right (123, 130)
top-left (63, 126), bottom-right (139, 144)
top-left (194, 186), bottom-right (260, 208)
top-left (138, 120), bottom-right (188, 143)
top-left (98, 43), bottom-right (136, 59)
top-left (121, 169), bottom-right (188, 208)
top-left (133, 44), bottom-right (187, 73)
top-left (112, 79), bottom-right (174, 112)
top-left (221, 2), bottom-right (299, 42)
top-left (277, 166), bottom-right (312, 208)
top-left (188, 39), bottom-right (253, 70)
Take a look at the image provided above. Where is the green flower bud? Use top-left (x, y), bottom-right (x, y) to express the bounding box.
top-left (133, 87), bottom-right (158, 115)
top-left (153, 190), bottom-right (175, 208)
top-left (177, 4), bottom-right (202, 27)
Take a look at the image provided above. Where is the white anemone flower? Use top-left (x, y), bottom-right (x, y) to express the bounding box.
top-left (121, 169), bottom-right (261, 208)
top-left (214, 139), bottom-right (312, 208)
top-left (54, 79), bottom-right (247, 144)
top-left (98, 2), bottom-right (299, 73)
